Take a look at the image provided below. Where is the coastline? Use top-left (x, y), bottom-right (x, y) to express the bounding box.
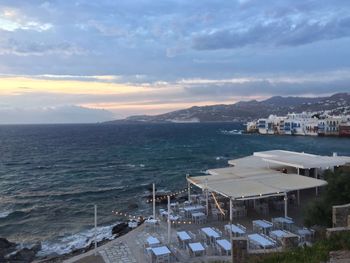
top-left (0, 221), bottom-right (141, 263)
top-left (61, 222), bottom-right (147, 263)
top-left (35, 221), bottom-right (143, 263)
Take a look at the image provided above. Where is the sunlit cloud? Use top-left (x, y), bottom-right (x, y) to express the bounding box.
top-left (0, 7), bottom-right (52, 32)
top-left (0, 0), bottom-right (349, 123)
top-left (0, 76), bottom-right (152, 96)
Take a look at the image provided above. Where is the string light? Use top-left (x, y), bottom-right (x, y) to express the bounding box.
top-left (112, 210), bottom-right (142, 220)
top-left (112, 210), bottom-right (195, 225)
top-left (171, 220), bottom-right (193, 225)
top-left (146, 187), bottom-right (192, 203)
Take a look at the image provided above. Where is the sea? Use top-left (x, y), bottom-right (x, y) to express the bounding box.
top-left (0, 122), bottom-right (349, 256)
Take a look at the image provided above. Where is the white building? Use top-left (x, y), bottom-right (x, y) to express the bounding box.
top-left (284, 112), bottom-right (318, 136)
top-left (318, 115), bottom-right (344, 136)
top-left (258, 115), bottom-right (285, 135)
top-left (246, 121), bottom-right (257, 133)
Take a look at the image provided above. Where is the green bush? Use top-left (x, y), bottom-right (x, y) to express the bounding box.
top-left (247, 232), bottom-right (350, 263)
top-left (304, 169), bottom-right (350, 227)
top-left (247, 169), bottom-right (350, 263)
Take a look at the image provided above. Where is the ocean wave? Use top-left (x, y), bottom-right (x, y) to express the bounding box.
top-left (0, 210), bottom-right (11, 219)
top-left (215, 156), bottom-right (227, 160)
top-left (37, 224), bottom-right (118, 257)
top-left (17, 187), bottom-right (124, 198)
top-left (219, 129), bottom-right (243, 135)
top-left (123, 163), bottom-right (146, 168)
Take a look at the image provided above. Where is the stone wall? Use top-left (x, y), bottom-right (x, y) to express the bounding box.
top-left (326, 227), bottom-right (350, 239)
top-left (232, 237), bottom-right (248, 263)
top-left (332, 203), bottom-right (350, 227)
top-left (282, 235), bottom-right (299, 249)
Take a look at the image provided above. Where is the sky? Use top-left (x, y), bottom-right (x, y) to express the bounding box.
top-left (0, 0), bottom-right (350, 124)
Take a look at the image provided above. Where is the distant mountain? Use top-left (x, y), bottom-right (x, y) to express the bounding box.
top-left (106, 93), bottom-right (350, 123)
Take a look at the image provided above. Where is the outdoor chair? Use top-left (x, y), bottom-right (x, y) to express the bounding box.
top-left (188, 231), bottom-right (197, 240)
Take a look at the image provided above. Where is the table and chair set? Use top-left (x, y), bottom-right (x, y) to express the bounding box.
top-left (175, 227), bottom-right (232, 257)
top-left (145, 236), bottom-right (172, 263)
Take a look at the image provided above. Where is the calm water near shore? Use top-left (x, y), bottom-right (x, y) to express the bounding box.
top-left (0, 123), bottom-right (349, 255)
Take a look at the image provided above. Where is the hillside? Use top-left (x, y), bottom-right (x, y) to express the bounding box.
top-left (107, 93), bottom-right (350, 123)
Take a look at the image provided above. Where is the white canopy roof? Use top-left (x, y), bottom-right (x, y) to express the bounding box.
top-left (251, 150), bottom-right (350, 169)
top-left (188, 167), bottom-right (327, 200)
top-left (187, 150), bottom-right (346, 200)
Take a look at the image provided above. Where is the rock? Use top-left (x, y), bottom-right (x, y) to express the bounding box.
top-left (8, 248), bottom-right (36, 263)
top-left (0, 238), bottom-right (43, 263)
top-left (112, 222), bottom-right (129, 236)
top-left (127, 203), bottom-right (139, 210)
top-left (329, 250), bottom-right (350, 263)
top-left (31, 242), bottom-right (42, 254)
top-left (0, 238), bottom-right (16, 249)
top-left (0, 238), bottom-right (17, 261)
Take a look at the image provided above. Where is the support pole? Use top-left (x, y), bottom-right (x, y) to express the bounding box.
top-left (94, 204), bottom-right (97, 255)
top-left (205, 178), bottom-right (209, 216)
top-left (315, 168), bottom-right (318, 196)
top-left (229, 198), bottom-right (233, 263)
top-left (297, 190), bottom-right (300, 206)
top-left (187, 174), bottom-right (191, 202)
top-left (167, 195), bottom-right (171, 244)
top-left (297, 168), bottom-right (300, 206)
top-left (152, 183), bottom-right (156, 219)
top-left (284, 193), bottom-right (288, 218)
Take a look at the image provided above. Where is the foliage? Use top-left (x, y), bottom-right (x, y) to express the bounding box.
top-left (246, 169), bottom-right (350, 262)
top-left (304, 168), bottom-right (350, 227)
top-left (247, 232), bottom-right (350, 263)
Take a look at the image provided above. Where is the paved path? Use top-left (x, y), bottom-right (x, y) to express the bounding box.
top-left (99, 242), bottom-right (137, 263)
top-left (64, 225), bottom-right (147, 263)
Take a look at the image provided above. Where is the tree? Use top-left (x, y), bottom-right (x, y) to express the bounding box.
top-left (304, 168), bottom-right (350, 227)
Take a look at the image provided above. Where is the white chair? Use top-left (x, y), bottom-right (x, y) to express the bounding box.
top-left (188, 231), bottom-right (197, 240)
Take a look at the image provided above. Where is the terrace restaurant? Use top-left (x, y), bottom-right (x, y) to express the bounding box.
top-left (141, 150), bottom-right (350, 262)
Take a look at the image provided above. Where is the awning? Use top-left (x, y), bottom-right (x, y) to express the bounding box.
top-left (187, 150), bottom-right (350, 200)
top-left (253, 150), bottom-right (350, 169)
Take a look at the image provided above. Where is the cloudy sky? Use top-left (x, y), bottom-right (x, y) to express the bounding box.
top-left (0, 0), bottom-right (350, 123)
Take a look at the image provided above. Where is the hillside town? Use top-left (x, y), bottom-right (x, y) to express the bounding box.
top-left (247, 112), bottom-right (350, 137)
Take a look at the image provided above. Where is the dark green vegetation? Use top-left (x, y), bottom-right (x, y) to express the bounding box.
top-left (248, 168), bottom-right (350, 263)
top-left (304, 169), bottom-right (350, 227)
top-left (248, 232), bottom-right (350, 263)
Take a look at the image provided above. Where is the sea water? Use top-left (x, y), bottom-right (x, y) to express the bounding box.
top-left (0, 123), bottom-right (349, 255)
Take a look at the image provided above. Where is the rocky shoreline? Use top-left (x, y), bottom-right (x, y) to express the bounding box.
top-left (0, 238), bottom-right (42, 263)
top-left (0, 221), bottom-right (140, 263)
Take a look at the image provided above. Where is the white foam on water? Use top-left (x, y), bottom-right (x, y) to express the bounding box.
top-left (0, 210), bottom-right (11, 218)
top-left (37, 224), bottom-right (117, 257)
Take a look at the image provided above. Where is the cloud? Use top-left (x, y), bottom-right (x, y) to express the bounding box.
top-left (192, 16), bottom-right (350, 50)
top-left (0, 39), bottom-right (86, 56)
top-left (1, 69), bottom-right (349, 121)
top-left (183, 77), bottom-right (350, 98)
top-left (0, 0), bottom-right (350, 78)
top-left (0, 105), bottom-right (114, 124)
top-left (0, 0), bottom-right (349, 122)
top-left (0, 7), bottom-right (52, 32)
